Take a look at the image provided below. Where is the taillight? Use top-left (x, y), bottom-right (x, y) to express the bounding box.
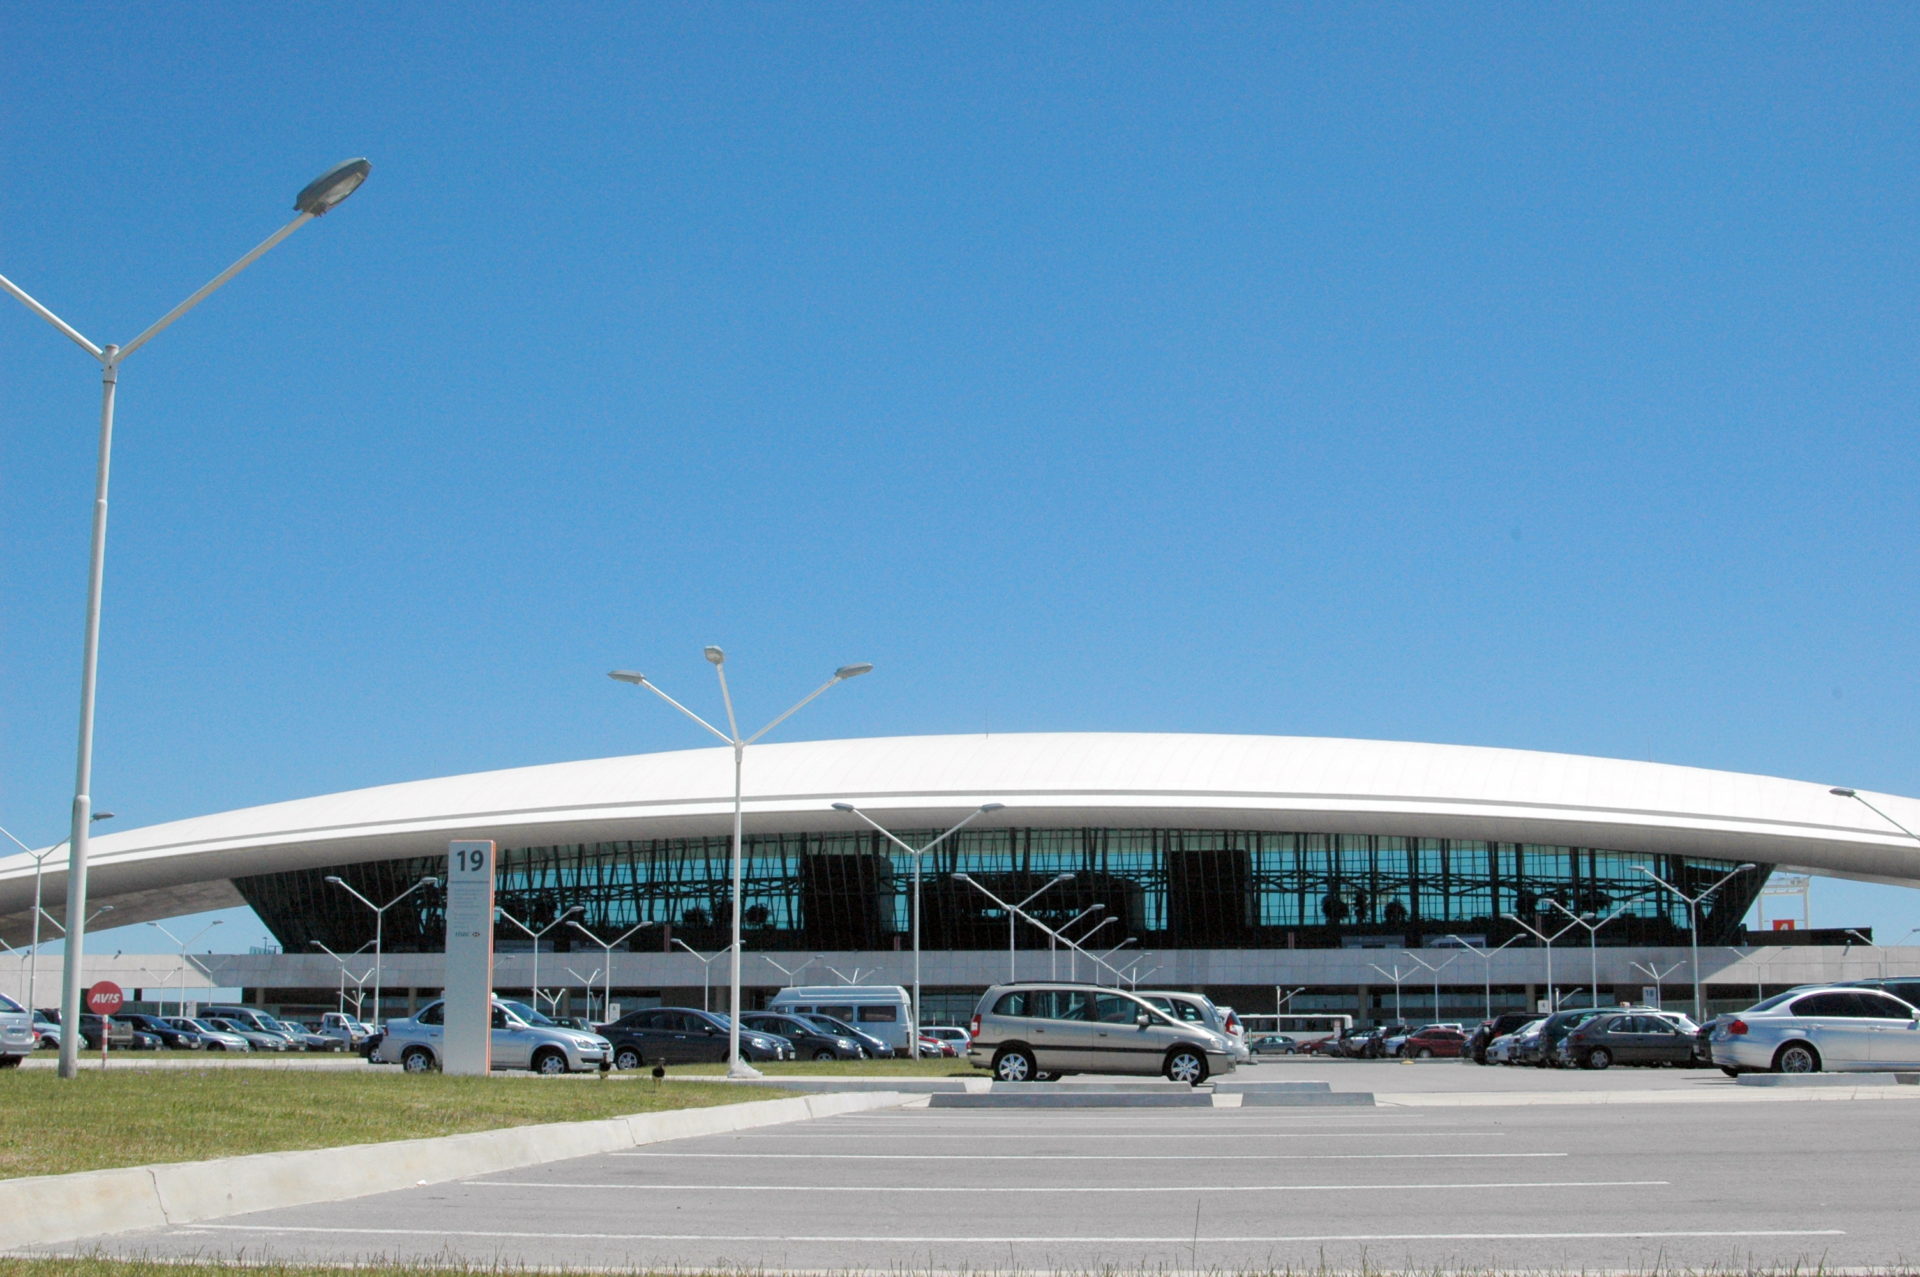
top-left (968, 1014), bottom-right (981, 1040)
top-left (1728, 1019), bottom-right (1748, 1036)
top-left (1224, 1011), bottom-right (1240, 1035)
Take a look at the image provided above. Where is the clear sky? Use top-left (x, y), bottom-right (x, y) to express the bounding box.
top-left (4, 5), bottom-right (1917, 958)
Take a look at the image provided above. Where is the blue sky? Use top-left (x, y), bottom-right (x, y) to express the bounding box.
top-left (4, 5), bottom-right (1917, 957)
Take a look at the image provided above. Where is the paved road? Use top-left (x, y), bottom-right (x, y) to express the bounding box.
top-left (38, 1092), bottom-right (1919, 1272)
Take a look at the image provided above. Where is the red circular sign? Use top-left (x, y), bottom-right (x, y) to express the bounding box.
top-left (85, 981), bottom-right (124, 1015)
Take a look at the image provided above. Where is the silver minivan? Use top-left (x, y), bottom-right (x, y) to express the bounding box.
top-left (967, 982), bottom-right (1237, 1085)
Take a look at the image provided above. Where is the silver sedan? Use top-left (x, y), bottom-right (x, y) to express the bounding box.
top-left (1710, 986), bottom-right (1920, 1074)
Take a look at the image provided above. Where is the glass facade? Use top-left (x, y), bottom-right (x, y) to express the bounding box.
top-left (234, 826), bottom-right (1770, 957)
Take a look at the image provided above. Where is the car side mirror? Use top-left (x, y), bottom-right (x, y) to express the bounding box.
top-left (1136, 1013), bottom-right (1151, 1028)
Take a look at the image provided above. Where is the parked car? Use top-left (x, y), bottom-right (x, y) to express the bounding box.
top-left (1488, 1018), bottom-right (1544, 1064)
top-left (1709, 986), bottom-right (1920, 1075)
top-left (597, 1007), bottom-right (795, 1069)
top-left (967, 981), bottom-right (1237, 1085)
top-left (313, 1012), bottom-right (373, 1049)
top-left (1556, 1011), bottom-right (1701, 1068)
top-left (76, 1013), bottom-right (134, 1051)
top-left (765, 986), bottom-right (913, 1051)
top-left (0, 992), bottom-right (35, 1067)
top-left (1400, 1026), bottom-right (1468, 1059)
top-left (113, 1013), bottom-right (205, 1050)
top-left (378, 998), bottom-right (611, 1074)
top-left (1247, 1033), bottom-right (1300, 1055)
top-left (162, 1016), bottom-right (252, 1051)
top-left (202, 1016), bottom-right (295, 1051)
top-left (919, 1026), bottom-right (971, 1054)
top-left (741, 1011), bottom-right (864, 1060)
top-left (267, 1017), bottom-right (345, 1051)
top-left (797, 1012), bottom-right (896, 1058)
top-left (31, 1012), bottom-right (61, 1051)
top-left (1134, 990), bottom-right (1250, 1063)
top-left (1467, 1014), bottom-right (1537, 1064)
top-left (917, 1033), bottom-right (959, 1057)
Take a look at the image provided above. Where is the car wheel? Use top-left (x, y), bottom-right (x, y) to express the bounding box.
top-left (532, 1048), bottom-right (570, 1075)
top-left (812, 1048), bottom-right (838, 1061)
top-left (614, 1046), bottom-right (643, 1071)
top-left (0, 1055), bottom-right (20, 1069)
top-left (1164, 1047), bottom-right (1210, 1086)
top-left (1416, 1048), bottom-right (1433, 1059)
top-left (401, 1046), bottom-right (437, 1073)
top-left (1586, 1047), bottom-right (1613, 1070)
top-left (1720, 1065), bottom-right (1741, 1078)
top-left (992, 1047), bottom-right (1037, 1082)
top-left (1774, 1042), bottom-right (1821, 1074)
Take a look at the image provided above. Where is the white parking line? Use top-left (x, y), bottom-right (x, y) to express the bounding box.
top-left (187, 1223), bottom-right (1842, 1244)
top-left (753, 1130), bottom-right (1490, 1138)
top-left (470, 1179), bottom-right (1662, 1193)
top-left (609, 1151), bottom-right (1566, 1160)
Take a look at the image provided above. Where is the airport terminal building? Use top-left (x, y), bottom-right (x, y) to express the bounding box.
top-left (4, 733), bottom-right (1917, 1025)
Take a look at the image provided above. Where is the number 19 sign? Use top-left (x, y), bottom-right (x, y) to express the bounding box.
top-left (443, 840), bottom-right (496, 1076)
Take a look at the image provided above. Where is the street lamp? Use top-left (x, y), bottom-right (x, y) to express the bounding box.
top-left (147, 920), bottom-right (220, 1016)
top-left (1503, 909), bottom-right (1584, 1013)
top-left (1400, 950), bottom-right (1457, 1024)
top-left (761, 952), bottom-right (821, 987)
top-left (1544, 900), bottom-right (1628, 1009)
top-left (1445, 934), bottom-right (1522, 1020)
top-left (610, 650), bottom-right (872, 1079)
top-left (310, 940), bottom-right (374, 1018)
top-left (1632, 861), bottom-right (1757, 1021)
top-left (568, 919), bottom-right (664, 1022)
top-left (1369, 962), bottom-right (1414, 1025)
top-left (1067, 915), bottom-right (1118, 980)
top-left (563, 967), bottom-right (604, 1021)
top-left (2, 160), bottom-right (370, 1081)
top-left (950, 871), bottom-right (1074, 981)
top-left (496, 905), bottom-right (582, 1009)
top-left (677, 939), bottom-right (737, 1011)
top-left (325, 874), bottom-right (439, 1031)
top-left (832, 802), bottom-right (1005, 1057)
top-left (1843, 929), bottom-right (1887, 980)
top-left (1052, 905), bottom-right (1109, 979)
top-left (1092, 936), bottom-right (1138, 986)
top-left (1, 812), bottom-right (113, 1017)
top-left (1629, 959), bottom-right (1684, 1010)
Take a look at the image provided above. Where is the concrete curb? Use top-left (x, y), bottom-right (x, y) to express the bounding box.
top-left (0, 1090), bottom-right (908, 1251)
top-left (928, 1091), bottom-right (1212, 1108)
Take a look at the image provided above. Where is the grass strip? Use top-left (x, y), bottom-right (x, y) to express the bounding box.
top-left (665, 1056), bottom-right (974, 1077)
top-left (0, 1069), bottom-right (780, 1180)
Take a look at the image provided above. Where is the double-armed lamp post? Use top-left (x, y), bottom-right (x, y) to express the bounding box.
top-left (610, 650), bottom-right (871, 1078)
top-left (1, 159), bottom-right (371, 1079)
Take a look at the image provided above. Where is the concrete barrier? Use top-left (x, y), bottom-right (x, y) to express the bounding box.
top-left (1735, 1071), bottom-right (1899, 1088)
top-left (929, 1091), bottom-right (1213, 1108)
top-left (0, 1090), bottom-right (909, 1250)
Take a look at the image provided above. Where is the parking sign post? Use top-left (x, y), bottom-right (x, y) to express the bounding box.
top-left (86, 980), bottom-right (122, 1066)
top-left (443, 841), bottom-right (496, 1076)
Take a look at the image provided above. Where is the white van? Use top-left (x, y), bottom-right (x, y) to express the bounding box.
top-left (765, 985), bottom-right (912, 1050)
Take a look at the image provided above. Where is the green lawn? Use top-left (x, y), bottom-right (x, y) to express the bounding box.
top-left (0, 1069), bottom-right (781, 1180)
top-left (668, 1056), bottom-right (974, 1077)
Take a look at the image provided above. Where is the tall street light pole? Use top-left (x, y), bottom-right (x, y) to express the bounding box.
top-left (677, 939), bottom-right (736, 1011)
top-left (1544, 900), bottom-right (1628, 1009)
top-left (1445, 933), bottom-right (1521, 1020)
top-left (496, 905), bottom-right (582, 1009)
top-left (1, 813), bottom-right (112, 1016)
top-left (1400, 950), bottom-right (1457, 1024)
top-left (949, 872), bottom-right (1074, 981)
top-left (325, 874), bottom-right (439, 1032)
top-left (1633, 861), bottom-right (1757, 1022)
top-left (1067, 915), bottom-right (1118, 980)
top-left (761, 953), bottom-right (821, 987)
top-left (568, 919), bottom-right (664, 1022)
top-left (1051, 904), bottom-right (1108, 979)
top-left (831, 802), bottom-right (1005, 1057)
top-left (1, 159), bottom-right (371, 1081)
top-left (1503, 910), bottom-right (1585, 1014)
top-left (310, 940), bottom-right (374, 1018)
top-left (611, 651), bottom-right (871, 1079)
top-left (147, 920), bottom-right (220, 1016)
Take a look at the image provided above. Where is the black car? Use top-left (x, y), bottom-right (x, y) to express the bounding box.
top-left (597, 1007), bottom-right (796, 1069)
top-left (741, 1011), bottom-right (864, 1060)
top-left (114, 1013), bottom-right (205, 1050)
top-left (797, 1012), bottom-right (895, 1058)
top-left (1557, 1011), bottom-right (1700, 1069)
top-left (1467, 1013), bottom-right (1537, 1065)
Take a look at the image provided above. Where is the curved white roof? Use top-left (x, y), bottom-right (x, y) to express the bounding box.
top-left (5, 732), bottom-right (1919, 935)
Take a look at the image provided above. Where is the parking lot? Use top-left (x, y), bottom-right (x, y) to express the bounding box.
top-left (29, 1078), bottom-right (1920, 1273)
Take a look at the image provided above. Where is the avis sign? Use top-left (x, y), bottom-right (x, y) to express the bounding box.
top-left (85, 981), bottom-right (124, 1015)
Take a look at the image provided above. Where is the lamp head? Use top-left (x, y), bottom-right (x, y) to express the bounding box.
top-left (1053, 872), bottom-right (1075, 883)
top-left (421, 877), bottom-right (442, 888)
top-left (294, 158), bottom-right (371, 215)
top-left (1735, 863), bottom-right (1758, 873)
top-left (831, 802), bottom-right (856, 812)
top-left (704, 646), bottom-right (726, 666)
top-left (980, 802), bottom-right (1006, 813)
top-left (835, 663), bottom-right (873, 680)
top-left (325, 875), bottom-right (344, 884)
top-left (1830, 787), bottom-right (1859, 797)
top-left (951, 872), bottom-right (970, 882)
top-left (608, 671), bottom-right (650, 687)
top-left (92, 811), bottom-right (115, 822)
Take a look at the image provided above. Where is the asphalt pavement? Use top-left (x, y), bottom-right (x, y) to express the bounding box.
top-left (28, 1075), bottom-right (1920, 1273)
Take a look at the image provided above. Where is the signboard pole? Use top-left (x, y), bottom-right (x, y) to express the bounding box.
top-left (443, 841), bottom-right (496, 1076)
top-left (86, 981), bottom-right (123, 1070)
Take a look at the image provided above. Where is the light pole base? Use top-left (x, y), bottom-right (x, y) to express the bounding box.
top-left (727, 1059), bottom-right (765, 1080)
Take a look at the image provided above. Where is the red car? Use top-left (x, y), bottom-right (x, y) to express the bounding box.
top-left (1399, 1027), bottom-right (1468, 1059)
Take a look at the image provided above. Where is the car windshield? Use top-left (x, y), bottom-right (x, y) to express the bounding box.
top-left (804, 1014), bottom-right (856, 1035)
top-left (1746, 990), bottom-right (1804, 1013)
top-left (499, 1000), bottom-right (557, 1027)
top-left (0, 993), bottom-right (22, 1014)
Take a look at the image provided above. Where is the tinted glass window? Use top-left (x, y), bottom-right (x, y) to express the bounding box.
top-left (817, 1005), bottom-right (855, 1020)
top-left (0, 993), bottom-right (22, 1014)
top-left (416, 1004), bottom-right (444, 1025)
top-left (1856, 993), bottom-right (1914, 1020)
top-left (1790, 993), bottom-right (1852, 1017)
top-left (993, 991), bottom-right (1032, 1017)
top-left (857, 1006), bottom-right (897, 1022)
top-left (1093, 994), bottom-right (1141, 1024)
top-left (1052, 991), bottom-right (1094, 1021)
